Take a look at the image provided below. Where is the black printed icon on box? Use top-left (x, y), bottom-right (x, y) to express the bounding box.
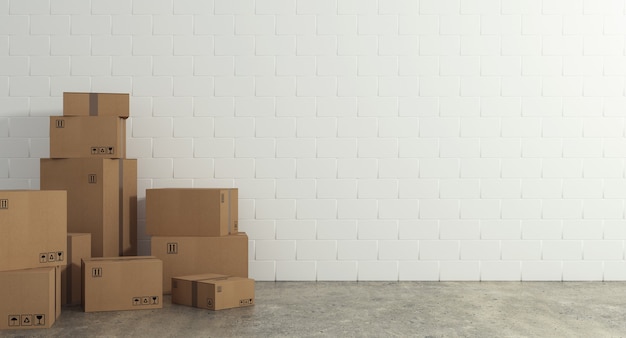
top-left (34, 314), bottom-right (45, 326)
top-left (92, 267), bottom-right (102, 278)
top-left (166, 243), bottom-right (178, 254)
top-left (21, 315), bottom-right (32, 326)
top-left (207, 298), bottom-right (214, 308)
top-left (91, 147), bottom-right (98, 155)
top-left (55, 119), bottom-right (65, 128)
top-left (240, 298), bottom-right (253, 306)
top-left (99, 147), bottom-right (106, 154)
top-left (8, 315), bottom-right (19, 327)
top-left (88, 174), bottom-right (97, 184)
top-left (39, 253), bottom-right (47, 263)
top-left (56, 251), bottom-right (64, 261)
top-left (141, 297), bottom-right (150, 305)
top-left (0, 199), bottom-right (7, 209)
top-left (151, 296), bottom-right (159, 305)
top-left (132, 297), bottom-right (141, 306)
top-left (48, 252), bottom-right (56, 262)
top-left (107, 147), bottom-right (114, 154)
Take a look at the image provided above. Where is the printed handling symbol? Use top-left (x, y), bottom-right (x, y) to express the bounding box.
top-left (21, 315), bottom-right (32, 326)
top-left (133, 297), bottom-right (141, 306)
top-left (39, 253), bottom-right (47, 263)
top-left (142, 297), bottom-right (150, 305)
top-left (151, 296), bottom-right (159, 305)
top-left (48, 252), bottom-right (56, 262)
top-left (57, 251), bottom-right (63, 261)
top-left (8, 315), bottom-right (19, 327)
top-left (34, 314), bottom-right (45, 326)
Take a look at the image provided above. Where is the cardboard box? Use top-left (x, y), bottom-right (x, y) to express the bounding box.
top-left (40, 158), bottom-right (137, 257)
top-left (172, 274), bottom-right (254, 311)
top-left (82, 256), bottom-right (162, 313)
top-left (0, 190), bottom-right (67, 272)
top-left (146, 188), bottom-right (238, 237)
top-left (63, 92), bottom-right (129, 118)
top-left (151, 233), bottom-right (248, 294)
top-left (49, 115), bottom-right (126, 159)
top-left (61, 233), bottom-right (91, 306)
top-left (0, 267), bottom-right (61, 330)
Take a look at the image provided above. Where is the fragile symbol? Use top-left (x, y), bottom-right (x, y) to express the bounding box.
top-left (92, 267), bottom-right (102, 278)
top-left (8, 315), bottom-right (19, 327)
top-left (39, 253), bottom-right (47, 263)
top-left (166, 243), bottom-right (178, 254)
top-left (34, 314), bottom-right (45, 326)
top-left (107, 147), bottom-right (114, 154)
top-left (132, 297), bottom-right (141, 306)
top-left (56, 251), bottom-right (64, 261)
top-left (151, 296), bottom-right (159, 305)
top-left (0, 199), bottom-right (7, 209)
top-left (88, 174), bottom-right (97, 184)
top-left (21, 315), bottom-right (32, 326)
top-left (48, 253), bottom-right (56, 262)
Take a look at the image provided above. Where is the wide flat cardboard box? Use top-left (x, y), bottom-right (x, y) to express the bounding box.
top-left (64, 92), bottom-right (129, 118)
top-left (40, 158), bottom-right (137, 257)
top-left (146, 188), bottom-right (238, 237)
top-left (61, 233), bottom-right (91, 306)
top-left (0, 266), bottom-right (61, 330)
top-left (151, 233), bottom-right (248, 294)
top-left (172, 273), bottom-right (254, 311)
top-left (82, 256), bottom-right (162, 313)
top-left (49, 115), bottom-right (126, 159)
top-left (0, 190), bottom-right (67, 272)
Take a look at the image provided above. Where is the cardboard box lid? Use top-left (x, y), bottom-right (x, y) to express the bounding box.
top-left (83, 256), bottom-right (159, 263)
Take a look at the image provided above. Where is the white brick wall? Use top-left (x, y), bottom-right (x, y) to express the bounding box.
top-left (3, 0), bottom-right (626, 281)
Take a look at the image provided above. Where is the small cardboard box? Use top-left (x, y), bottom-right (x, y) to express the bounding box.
top-left (61, 233), bottom-right (91, 306)
top-left (0, 190), bottom-right (67, 272)
top-left (82, 256), bottom-right (163, 313)
top-left (146, 188), bottom-right (238, 237)
top-left (64, 92), bottom-right (129, 118)
top-left (0, 266), bottom-right (61, 330)
top-left (40, 158), bottom-right (137, 257)
top-left (151, 233), bottom-right (248, 294)
top-left (49, 115), bottom-right (126, 159)
top-left (172, 274), bottom-right (254, 311)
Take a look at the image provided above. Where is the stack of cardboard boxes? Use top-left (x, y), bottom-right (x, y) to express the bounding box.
top-left (0, 190), bottom-right (67, 329)
top-left (147, 188), bottom-right (255, 310)
top-left (38, 93), bottom-right (164, 313)
top-left (1, 92), bottom-right (254, 331)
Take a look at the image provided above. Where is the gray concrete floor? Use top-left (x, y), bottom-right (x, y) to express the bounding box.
top-left (2, 281), bottom-right (626, 337)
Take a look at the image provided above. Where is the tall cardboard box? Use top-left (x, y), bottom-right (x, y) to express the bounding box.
top-left (151, 233), bottom-right (248, 294)
top-left (63, 92), bottom-right (129, 118)
top-left (0, 267), bottom-right (61, 330)
top-left (146, 188), bottom-right (238, 237)
top-left (49, 115), bottom-right (126, 159)
top-left (40, 158), bottom-right (137, 257)
top-left (172, 274), bottom-right (255, 311)
top-left (82, 257), bottom-right (162, 313)
top-left (0, 190), bottom-right (67, 272)
top-left (61, 233), bottom-right (91, 306)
